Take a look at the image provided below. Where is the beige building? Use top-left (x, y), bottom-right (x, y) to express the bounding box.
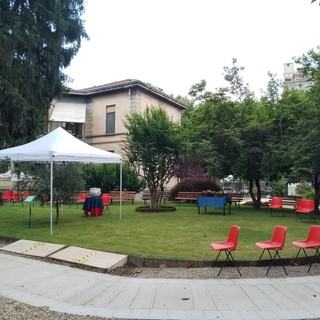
top-left (283, 63), bottom-right (313, 91)
top-left (49, 79), bottom-right (186, 155)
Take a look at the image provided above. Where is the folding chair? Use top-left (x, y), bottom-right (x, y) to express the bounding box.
top-left (256, 226), bottom-right (287, 276)
top-left (268, 197), bottom-right (283, 216)
top-left (292, 225), bottom-right (320, 272)
top-left (101, 193), bottom-right (111, 214)
top-left (211, 225), bottom-right (241, 276)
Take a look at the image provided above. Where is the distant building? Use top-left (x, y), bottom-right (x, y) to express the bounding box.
top-left (283, 63), bottom-right (313, 91)
top-left (288, 183), bottom-right (298, 196)
top-left (49, 79), bottom-right (186, 155)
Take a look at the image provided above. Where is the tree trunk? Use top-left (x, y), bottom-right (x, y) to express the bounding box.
top-left (249, 178), bottom-right (262, 209)
top-left (55, 200), bottom-right (60, 224)
top-left (313, 174), bottom-right (320, 215)
top-left (149, 183), bottom-right (165, 209)
top-left (149, 186), bottom-right (160, 209)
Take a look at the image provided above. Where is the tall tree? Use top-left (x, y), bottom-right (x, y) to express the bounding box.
top-left (123, 107), bottom-right (181, 209)
top-left (223, 58), bottom-right (255, 103)
top-left (182, 63), bottom-right (286, 209)
top-left (263, 88), bottom-right (307, 187)
top-left (259, 73), bottom-right (287, 184)
top-left (0, 0), bottom-right (88, 146)
top-left (180, 92), bottom-right (241, 180)
top-left (223, 59), bottom-right (271, 208)
top-left (282, 49), bottom-right (320, 213)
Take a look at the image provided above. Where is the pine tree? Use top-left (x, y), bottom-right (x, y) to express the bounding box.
top-left (0, 0), bottom-right (88, 146)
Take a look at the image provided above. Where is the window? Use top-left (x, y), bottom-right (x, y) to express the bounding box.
top-left (106, 105), bottom-right (115, 134)
top-left (65, 123), bottom-right (83, 138)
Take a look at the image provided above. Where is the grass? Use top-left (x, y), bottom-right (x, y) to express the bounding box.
top-left (0, 201), bottom-right (316, 261)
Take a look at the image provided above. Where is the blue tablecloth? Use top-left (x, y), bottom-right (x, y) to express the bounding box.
top-left (196, 196), bottom-right (231, 215)
top-left (83, 196), bottom-right (104, 217)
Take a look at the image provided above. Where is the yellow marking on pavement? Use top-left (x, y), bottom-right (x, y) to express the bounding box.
top-left (72, 252), bottom-right (95, 264)
top-left (22, 242), bottom-right (45, 253)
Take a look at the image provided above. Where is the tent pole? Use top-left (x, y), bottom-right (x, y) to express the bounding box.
top-left (50, 159), bottom-right (53, 236)
top-left (120, 162), bottom-right (122, 220)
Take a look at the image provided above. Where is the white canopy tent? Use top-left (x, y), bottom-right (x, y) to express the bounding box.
top-left (0, 127), bottom-right (123, 235)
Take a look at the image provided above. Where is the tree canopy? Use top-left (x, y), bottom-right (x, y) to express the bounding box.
top-left (179, 50), bottom-right (320, 210)
top-left (0, 0), bottom-right (88, 146)
top-left (123, 107), bottom-right (181, 209)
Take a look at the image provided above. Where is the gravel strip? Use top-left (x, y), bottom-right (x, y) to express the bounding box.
top-left (0, 296), bottom-right (108, 320)
top-left (109, 261), bottom-right (320, 279)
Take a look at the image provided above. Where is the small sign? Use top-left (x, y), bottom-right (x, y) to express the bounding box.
top-left (23, 195), bottom-right (36, 229)
top-left (23, 195), bottom-right (36, 204)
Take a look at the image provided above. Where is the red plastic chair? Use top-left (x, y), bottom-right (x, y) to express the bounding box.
top-left (2, 190), bottom-right (13, 203)
top-left (22, 191), bottom-right (30, 200)
top-left (295, 198), bottom-right (303, 211)
top-left (295, 199), bottom-right (316, 223)
top-left (268, 197), bottom-right (283, 216)
top-left (292, 225), bottom-right (320, 272)
top-left (76, 193), bottom-right (89, 207)
top-left (101, 193), bottom-right (111, 214)
top-left (12, 192), bottom-right (21, 204)
top-left (211, 225), bottom-right (241, 276)
top-left (256, 226), bottom-right (287, 276)
top-left (40, 194), bottom-right (50, 206)
top-left (294, 198), bottom-right (303, 219)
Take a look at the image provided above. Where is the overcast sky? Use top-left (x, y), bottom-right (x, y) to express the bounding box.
top-left (65, 0), bottom-right (320, 98)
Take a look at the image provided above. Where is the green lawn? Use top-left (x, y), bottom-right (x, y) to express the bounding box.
top-left (0, 201), bottom-right (315, 261)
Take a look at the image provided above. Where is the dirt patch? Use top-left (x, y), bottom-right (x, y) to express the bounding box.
top-left (0, 236), bottom-right (18, 248)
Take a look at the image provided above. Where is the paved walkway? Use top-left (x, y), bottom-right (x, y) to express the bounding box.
top-left (1, 252), bottom-right (320, 319)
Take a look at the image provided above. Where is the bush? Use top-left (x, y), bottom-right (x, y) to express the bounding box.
top-left (296, 181), bottom-right (313, 196)
top-left (270, 179), bottom-right (286, 196)
top-left (302, 191), bottom-right (314, 199)
top-left (169, 177), bottom-right (222, 200)
top-left (82, 162), bottom-right (145, 193)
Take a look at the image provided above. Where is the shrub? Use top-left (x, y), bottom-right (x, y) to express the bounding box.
top-left (270, 179), bottom-right (287, 196)
top-left (169, 177), bottom-right (222, 200)
top-left (302, 191), bottom-right (314, 199)
top-left (82, 162), bottom-right (145, 193)
top-left (296, 181), bottom-right (313, 196)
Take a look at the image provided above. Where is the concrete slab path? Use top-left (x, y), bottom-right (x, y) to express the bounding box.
top-left (1, 252), bottom-right (320, 320)
top-left (0, 239), bottom-right (66, 257)
top-left (0, 240), bottom-right (127, 271)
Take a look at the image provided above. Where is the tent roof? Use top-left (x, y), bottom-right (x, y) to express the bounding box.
top-left (0, 127), bottom-right (122, 164)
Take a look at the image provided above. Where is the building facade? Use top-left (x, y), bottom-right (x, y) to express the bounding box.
top-left (49, 79), bottom-right (186, 155)
top-left (283, 62), bottom-right (313, 91)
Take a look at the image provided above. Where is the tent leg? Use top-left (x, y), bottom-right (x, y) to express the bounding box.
top-left (50, 159), bottom-right (53, 236)
top-left (119, 162), bottom-right (122, 221)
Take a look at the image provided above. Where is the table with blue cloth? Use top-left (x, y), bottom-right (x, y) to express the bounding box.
top-left (82, 196), bottom-right (104, 217)
top-left (196, 196), bottom-right (231, 215)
